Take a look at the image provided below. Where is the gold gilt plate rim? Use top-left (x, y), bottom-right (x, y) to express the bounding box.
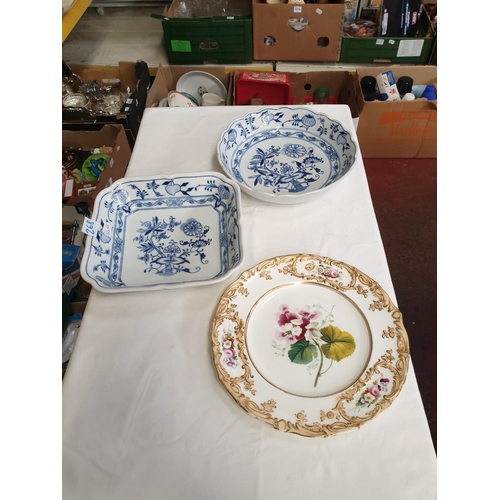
top-left (210, 253), bottom-right (410, 438)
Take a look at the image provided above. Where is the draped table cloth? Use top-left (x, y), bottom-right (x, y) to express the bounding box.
top-left (62, 105), bottom-right (437, 500)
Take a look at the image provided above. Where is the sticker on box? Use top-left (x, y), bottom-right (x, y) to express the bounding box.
top-left (171, 40), bottom-right (192, 52)
top-left (397, 39), bottom-right (424, 58)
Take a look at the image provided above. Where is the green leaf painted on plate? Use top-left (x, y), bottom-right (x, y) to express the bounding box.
top-left (319, 325), bottom-right (356, 361)
top-left (288, 339), bottom-right (317, 365)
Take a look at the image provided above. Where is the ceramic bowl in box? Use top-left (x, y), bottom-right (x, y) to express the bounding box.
top-left (217, 107), bottom-right (357, 205)
top-left (80, 172), bottom-right (244, 293)
top-left (167, 90), bottom-right (198, 107)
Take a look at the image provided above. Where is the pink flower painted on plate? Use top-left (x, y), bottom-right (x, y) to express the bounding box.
top-left (304, 261), bottom-right (343, 280)
top-left (275, 329), bottom-right (297, 345)
top-left (221, 327), bottom-right (238, 368)
top-left (273, 303), bottom-right (356, 388)
top-left (276, 305), bottom-right (321, 343)
top-left (355, 378), bottom-right (390, 409)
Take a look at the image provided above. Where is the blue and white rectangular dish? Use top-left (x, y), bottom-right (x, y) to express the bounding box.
top-left (80, 172), bottom-right (243, 293)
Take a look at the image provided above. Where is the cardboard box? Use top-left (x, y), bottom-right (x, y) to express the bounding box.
top-left (62, 124), bottom-right (132, 210)
top-left (232, 69), bottom-right (359, 119)
top-left (252, 0), bottom-right (345, 62)
top-left (155, 1), bottom-right (253, 65)
top-left (62, 61), bottom-right (150, 148)
top-left (355, 65), bottom-right (436, 158)
top-left (145, 64), bottom-right (233, 108)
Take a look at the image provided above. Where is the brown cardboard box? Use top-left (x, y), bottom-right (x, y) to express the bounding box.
top-left (355, 66), bottom-right (437, 158)
top-left (62, 61), bottom-right (150, 148)
top-left (252, 0), bottom-right (345, 62)
top-left (146, 64), bottom-right (233, 107)
top-left (287, 70), bottom-right (359, 118)
top-left (62, 124), bottom-right (132, 210)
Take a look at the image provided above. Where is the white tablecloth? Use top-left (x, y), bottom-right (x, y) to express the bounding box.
top-left (62, 105), bottom-right (437, 500)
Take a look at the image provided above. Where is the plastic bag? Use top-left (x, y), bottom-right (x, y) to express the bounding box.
top-left (62, 314), bottom-right (82, 364)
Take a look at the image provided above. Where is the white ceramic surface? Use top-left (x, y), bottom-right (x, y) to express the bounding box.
top-left (217, 106), bottom-right (358, 204)
top-left (202, 92), bottom-right (225, 107)
top-left (176, 71), bottom-right (227, 106)
top-left (80, 172), bottom-right (244, 293)
top-left (167, 90), bottom-right (198, 108)
top-left (212, 254), bottom-right (410, 437)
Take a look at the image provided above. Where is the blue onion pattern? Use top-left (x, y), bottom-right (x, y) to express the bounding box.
top-left (218, 185), bottom-right (230, 199)
top-left (181, 218), bottom-right (204, 237)
top-left (283, 144), bottom-right (307, 158)
top-left (227, 129), bottom-right (237, 142)
top-left (83, 174), bottom-right (242, 290)
top-left (112, 189), bottom-right (128, 204)
top-left (301, 114), bottom-right (316, 128)
top-left (217, 107), bottom-right (357, 202)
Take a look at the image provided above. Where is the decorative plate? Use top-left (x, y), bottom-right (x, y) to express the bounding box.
top-left (176, 71), bottom-right (227, 106)
top-left (211, 254), bottom-right (410, 437)
top-left (217, 107), bottom-right (357, 204)
top-left (80, 172), bottom-right (244, 293)
top-left (166, 90), bottom-right (198, 108)
top-left (81, 154), bottom-right (109, 181)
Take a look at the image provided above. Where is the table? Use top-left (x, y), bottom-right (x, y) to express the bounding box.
top-left (62, 105), bottom-right (437, 500)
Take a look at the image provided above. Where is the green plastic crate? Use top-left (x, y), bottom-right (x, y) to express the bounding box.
top-left (340, 35), bottom-right (434, 64)
top-left (154, 13), bottom-right (253, 65)
top-left (340, 8), bottom-right (435, 64)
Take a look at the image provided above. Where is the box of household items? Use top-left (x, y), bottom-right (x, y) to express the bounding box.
top-left (62, 61), bottom-right (150, 148)
top-left (252, 0), bottom-right (345, 62)
top-left (62, 124), bottom-right (132, 210)
top-left (145, 64), bottom-right (233, 107)
top-left (152, 0), bottom-right (253, 65)
top-left (232, 69), bottom-right (359, 119)
top-left (340, 0), bottom-right (436, 64)
top-left (355, 65), bottom-right (436, 158)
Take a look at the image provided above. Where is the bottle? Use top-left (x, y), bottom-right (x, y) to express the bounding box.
top-left (397, 76), bottom-right (413, 97)
top-left (421, 85), bottom-right (436, 100)
top-left (381, 9), bottom-right (388, 35)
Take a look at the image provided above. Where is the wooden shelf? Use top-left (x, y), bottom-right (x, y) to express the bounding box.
top-left (62, 0), bottom-right (93, 43)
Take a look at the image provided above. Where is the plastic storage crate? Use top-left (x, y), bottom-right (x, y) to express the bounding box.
top-left (152, 4), bottom-right (252, 65)
top-left (340, 35), bottom-right (434, 64)
top-left (340, 7), bottom-right (435, 64)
